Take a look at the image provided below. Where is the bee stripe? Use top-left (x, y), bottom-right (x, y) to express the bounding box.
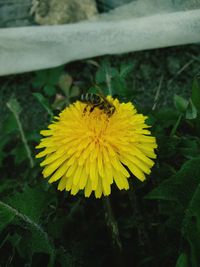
top-left (85, 93), bottom-right (89, 102)
top-left (80, 93), bottom-right (115, 117)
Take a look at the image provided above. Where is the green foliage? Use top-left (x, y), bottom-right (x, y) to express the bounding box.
top-left (1, 47), bottom-right (200, 267)
top-left (32, 66), bottom-right (64, 97)
top-left (175, 253), bottom-right (188, 267)
top-left (174, 94), bottom-right (197, 120)
top-left (7, 97), bottom-right (22, 115)
top-left (191, 78), bottom-right (200, 111)
top-left (92, 59), bottom-right (135, 100)
top-left (33, 67), bottom-right (80, 112)
top-left (5, 185), bottom-right (51, 223)
top-left (147, 157), bottom-right (200, 266)
top-left (174, 94), bottom-right (189, 113)
top-left (53, 73), bottom-right (80, 110)
top-left (0, 206), bottom-right (15, 232)
top-left (0, 186), bottom-right (55, 265)
top-left (2, 113), bottom-right (18, 134)
top-left (33, 92), bottom-right (54, 118)
top-left (191, 77), bottom-right (200, 134)
top-left (185, 99), bottom-right (197, 120)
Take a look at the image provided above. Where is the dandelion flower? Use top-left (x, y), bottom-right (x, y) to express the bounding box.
top-left (36, 96), bottom-right (157, 198)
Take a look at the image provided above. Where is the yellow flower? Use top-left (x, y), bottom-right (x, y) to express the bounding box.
top-left (36, 96), bottom-right (157, 198)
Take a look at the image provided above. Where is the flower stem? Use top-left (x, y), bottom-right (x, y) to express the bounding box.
top-left (170, 113), bottom-right (183, 137)
top-left (103, 197), bottom-right (123, 265)
top-left (7, 101), bottom-right (34, 168)
top-left (128, 182), bottom-right (151, 252)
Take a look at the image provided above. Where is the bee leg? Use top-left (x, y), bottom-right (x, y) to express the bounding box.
top-left (83, 104), bottom-right (96, 115)
top-left (90, 106), bottom-right (95, 113)
top-left (83, 105), bottom-right (88, 115)
top-left (89, 104), bottom-right (99, 113)
top-left (99, 105), bottom-right (104, 110)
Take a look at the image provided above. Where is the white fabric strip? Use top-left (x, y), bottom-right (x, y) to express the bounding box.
top-left (0, 8), bottom-right (200, 76)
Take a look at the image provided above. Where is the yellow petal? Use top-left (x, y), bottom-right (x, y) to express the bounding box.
top-left (40, 130), bottom-right (53, 136)
top-left (57, 176), bottom-right (67, 191)
top-left (85, 179), bottom-right (92, 197)
top-left (102, 176), bottom-right (111, 196)
top-left (79, 168), bottom-right (88, 189)
top-left (122, 159), bottom-right (145, 181)
top-left (42, 154), bottom-right (69, 178)
top-left (131, 157), bottom-right (151, 175)
top-left (131, 147), bottom-right (155, 167)
top-left (73, 166), bottom-right (83, 186)
top-left (97, 149), bottom-right (103, 172)
top-left (71, 185), bottom-right (79, 195)
top-left (113, 169), bottom-right (129, 190)
top-left (95, 178), bottom-right (103, 198)
top-left (103, 164), bottom-right (113, 184)
top-left (40, 151), bottom-right (67, 167)
top-left (48, 162), bottom-right (69, 183)
top-left (66, 176), bottom-right (73, 191)
top-left (36, 147), bottom-right (56, 158)
top-left (66, 162), bottom-right (77, 177)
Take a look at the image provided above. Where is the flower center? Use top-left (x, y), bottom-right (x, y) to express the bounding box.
top-left (83, 109), bottom-right (110, 145)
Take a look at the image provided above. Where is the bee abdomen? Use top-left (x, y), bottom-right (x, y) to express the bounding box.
top-left (80, 93), bottom-right (115, 117)
top-left (81, 93), bottom-right (101, 104)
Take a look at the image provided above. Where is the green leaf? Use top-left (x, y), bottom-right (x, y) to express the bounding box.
top-left (0, 200), bottom-right (54, 262)
top-left (0, 180), bottom-right (19, 194)
top-left (6, 97), bottom-right (22, 115)
top-left (119, 63), bottom-right (134, 79)
top-left (52, 95), bottom-right (67, 110)
top-left (70, 85), bottom-right (80, 98)
top-left (2, 113), bottom-right (18, 134)
top-left (146, 157), bottom-right (200, 204)
top-left (0, 206), bottom-right (15, 231)
top-left (33, 70), bottom-right (49, 88)
top-left (153, 108), bottom-right (179, 128)
top-left (186, 99), bottom-right (197, 120)
top-left (100, 86), bottom-right (110, 96)
top-left (44, 85), bottom-right (56, 96)
top-left (58, 74), bottom-right (73, 96)
top-left (179, 138), bottom-right (200, 160)
top-left (6, 186), bottom-right (50, 223)
top-left (33, 92), bottom-right (53, 118)
top-left (174, 94), bottom-right (188, 113)
top-left (146, 157), bottom-right (200, 266)
top-left (111, 76), bottom-right (126, 96)
top-left (191, 78), bottom-right (200, 111)
top-left (48, 66), bottom-right (64, 85)
top-left (0, 134), bottom-right (11, 151)
top-left (0, 186), bottom-right (55, 263)
top-left (175, 253), bottom-right (188, 267)
top-left (26, 131), bottom-right (41, 142)
top-left (88, 86), bottom-right (99, 94)
top-left (145, 114), bottom-right (156, 126)
top-left (95, 67), bottom-right (106, 84)
top-left (95, 61), bottom-right (118, 84)
top-left (33, 66), bottom-right (63, 89)
top-left (11, 145), bottom-right (27, 165)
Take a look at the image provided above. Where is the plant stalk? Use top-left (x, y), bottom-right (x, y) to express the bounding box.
top-left (7, 102), bottom-right (34, 168)
top-left (170, 113), bottom-right (183, 137)
top-left (103, 197), bottom-right (123, 266)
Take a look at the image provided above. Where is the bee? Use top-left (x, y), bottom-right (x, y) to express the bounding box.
top-left (80, 93), bottom-right (115, 117)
